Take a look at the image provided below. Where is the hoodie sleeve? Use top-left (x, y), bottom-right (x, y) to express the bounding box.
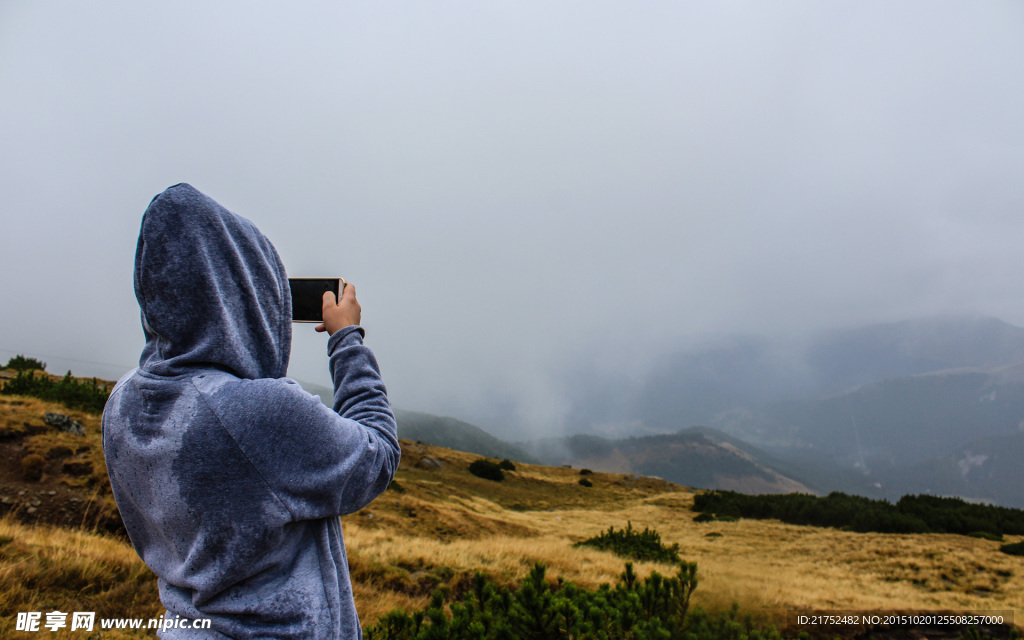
top-left (200, 329), bottom-right (400, 521)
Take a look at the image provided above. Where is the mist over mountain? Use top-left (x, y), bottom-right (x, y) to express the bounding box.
top-left (555, 314), bottom-right (1024, 507)
top-left (805, 315), bottom-right (1024, 392)
top-left (299, 314), bottom-right (1024, 508)
top-left (623, 315), bottom-right (1024, 434)
top-left (559, 315), bottom-right (1024, 435)
top-left (750, 367), bottom-right (1024, 465)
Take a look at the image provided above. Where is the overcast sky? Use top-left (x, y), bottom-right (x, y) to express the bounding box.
top-left (2, 2), bottom-right (1023, 439)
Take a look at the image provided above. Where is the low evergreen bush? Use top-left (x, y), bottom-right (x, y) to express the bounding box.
top-left (0, 370), bottom-right (109, 414)
top-left (364, 561), bottom-right (712, 640)
top-left (574, 522), bottom-right (682, 565)
top-left (693, 490), bottom-right (1024, 538)
top-left (968, 531), bottom-right (1003, 542)
top-left (3, 355), bottom-right (46, 371)
top-left (579, 478), bottom-right (592, 487)
top-left (693, 513), bottom-right (737, 523)
top-left (1000, 541), bottom-right (1024, 557)
top-left (468, 459), bottom-right (504, 482)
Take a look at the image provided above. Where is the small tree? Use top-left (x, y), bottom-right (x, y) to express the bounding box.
top-left (4, 355), bottom-right (46, 371)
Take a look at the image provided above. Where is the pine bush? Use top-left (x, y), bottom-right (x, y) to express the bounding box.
top-left (364, 561), bottom-right (709, 640)
top-left (693, 490), bottom-right (1024, 538)
top-left (469, 459), bottom-right (505, 482)
top-left (3, 355), bottom-right (46, 371)
top-left (1000, 541), bottom-right (1024, 557)
top-left (573, 522), bottom-right (682, 565)
top-left (0, 370), bottom-right (110, 414)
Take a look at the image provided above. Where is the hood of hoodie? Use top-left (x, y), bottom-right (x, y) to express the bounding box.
top-left (134, 183), bottom-right (291, 379)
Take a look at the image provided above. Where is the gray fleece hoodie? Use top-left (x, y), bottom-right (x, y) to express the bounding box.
top-left (102, 184), bottom-right (399, 639)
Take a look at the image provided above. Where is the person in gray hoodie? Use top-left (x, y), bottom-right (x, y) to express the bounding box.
top-left (102, 183), bottom-right (400, 639)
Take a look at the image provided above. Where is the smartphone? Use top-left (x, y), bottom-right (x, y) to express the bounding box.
top-left (288, 277), bottom-right (346, 323)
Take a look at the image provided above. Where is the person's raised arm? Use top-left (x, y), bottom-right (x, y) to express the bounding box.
top-left (236, 279), bottom-right (397, 519)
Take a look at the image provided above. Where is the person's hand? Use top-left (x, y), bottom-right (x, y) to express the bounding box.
top-left (315, 282), bottom-right (361, 335)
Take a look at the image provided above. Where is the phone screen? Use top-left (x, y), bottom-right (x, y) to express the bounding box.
top-left (288, 278), bottom-right (342, 323)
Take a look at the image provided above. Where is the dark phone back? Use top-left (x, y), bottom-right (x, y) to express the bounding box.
top-left (289, 278), bottom-right (341, 322)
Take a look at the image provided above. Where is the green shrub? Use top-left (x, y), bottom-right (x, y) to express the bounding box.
top-left (3, 355), bottom-right (46, 371)
top-left (574, 522), bottom-right (682, 565)
top-left (968, 531), bottom-right (1004, 542)
top-left (1000, 541), bottom-right (1024, 557)
top-left (579, 468), bottom-right (593, 476)
top-left (468, 459), bottom-right (504, 482)
top-left (693, 512), bottom-right (737, 523)
top-left (364, 561), bottom-right (706, 640)
top-left (578, 478), bottom-right (592, 488)
top-left (497, 459), bottom-right (516, 471)
top-left (0, 370), bottom-right (109, 413)
top-left (692, 490), bottom-right (1024, 538)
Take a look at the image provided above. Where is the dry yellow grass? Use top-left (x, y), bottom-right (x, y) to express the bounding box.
top-left (0, 515), bottom-right (161, 639)
top-left (1, 394), bottom-right (1021, 635)
top-left (343, 443), bottom-right (1024, 630)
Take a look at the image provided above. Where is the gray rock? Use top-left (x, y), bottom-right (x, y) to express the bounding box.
top-left (44, 412), bottom-right (84, 436)
top-left (415, 456), bottom-right (444, 471)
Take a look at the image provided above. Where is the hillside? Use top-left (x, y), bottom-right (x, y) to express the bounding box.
top-left (0, 393), bottom-right (123, 533)
top-left (756, 370), bottom-right (1024, 467)
top-left (882, 432), bottom-right (1024, 509)
top-left (393, 408), bottom-right (539, 463)
top-left (294, 380), bottom-right (539, 463)
top-left (2, 380), bottom-right (1023, 637)
top-left (523, 427), bottom-right (814, 494)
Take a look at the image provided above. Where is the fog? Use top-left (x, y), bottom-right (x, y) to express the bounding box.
top-left (2, 2), bottom-right (1023, 439)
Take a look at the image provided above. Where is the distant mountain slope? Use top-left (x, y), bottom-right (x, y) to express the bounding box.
top-left (632, 315), bottom-right (1024, 434)
top-left (524, 427), bottom-right (813, 494)
top-left (394, 409), bottom-right (540, 464)
top-left (293, 380), bottom-right (538, 463)
top-left (806, 315), bottom-right (1024, 393)
top-left (758, 369), bottom-right (1024, 468)
top-left (882, 431), bottom-right (1024, 509)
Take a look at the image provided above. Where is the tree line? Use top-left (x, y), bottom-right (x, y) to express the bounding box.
top-left (1, 356), bottom-right (110, 414)
top-left (692, 490), bottom-right (1024, 539)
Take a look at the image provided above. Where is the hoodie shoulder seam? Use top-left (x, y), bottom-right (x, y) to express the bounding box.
top-left (190, 378), bottom-right (296, 521)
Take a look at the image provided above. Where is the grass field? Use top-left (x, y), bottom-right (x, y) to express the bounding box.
top-left (346, 442), bottom-right (1024, 627)
top-left (1, 392), bottom-right (1021, 637)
